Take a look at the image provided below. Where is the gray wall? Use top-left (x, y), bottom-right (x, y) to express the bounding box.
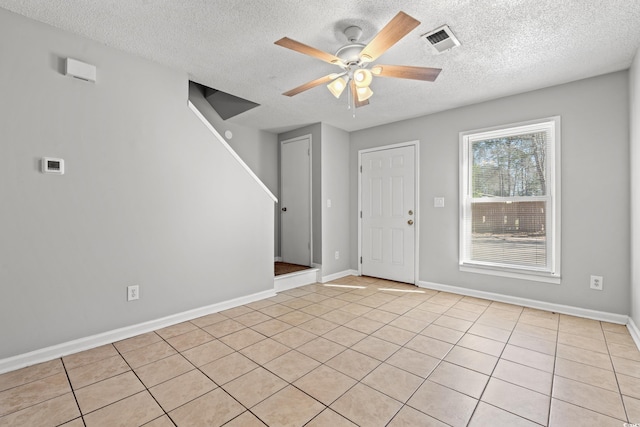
top-left (321, 124), bottom-right (351, 277)
top-left (350, 71), bottom-right (630, 314)
top-left (0, 9), bottom-right (274, 359)
top-left (631, 49), bottom-right (640, 324)
top-left (188, 84), bottom-right (279, 254)
top-left (278, 124), bottom-right (323, 265)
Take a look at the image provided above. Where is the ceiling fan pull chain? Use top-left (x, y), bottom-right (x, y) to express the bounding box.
top-left (352, 81), bottom-right (357, 117)
top-left (348, 83), bottom-right (356, 117)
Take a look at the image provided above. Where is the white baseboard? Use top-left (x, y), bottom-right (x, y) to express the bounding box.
top-left (274, 268), bottom-right (319, 292)
top-left (0, 289), bottom-right (276, 375)
top-left (321, 269), bottom-right (359, 283)
top-left (418, 280), bottom-right (629, 325)
top-left (274, 257), bottom-right (283, 262)
top-left (628, 317), bottom-right (640, 350)
top-left (312, 263), bottom-right (322, 282)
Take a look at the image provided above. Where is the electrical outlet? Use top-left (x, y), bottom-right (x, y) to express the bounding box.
top-left (335, 251), bottom-right (340, 260)
top-left (590, 275), bottom-right (603, 291)
top-left (127, 285), bottom-right (139, 301)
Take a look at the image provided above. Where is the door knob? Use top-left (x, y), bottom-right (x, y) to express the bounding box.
top-left (408, 219), bottom-right (414, 225)
top-left (282, 207), bottom-right (287, 212)
top-left (408, 210), bottom-right (413, 215)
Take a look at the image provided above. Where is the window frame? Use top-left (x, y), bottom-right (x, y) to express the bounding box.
top-left (459, 116), bottom-right (561, 284)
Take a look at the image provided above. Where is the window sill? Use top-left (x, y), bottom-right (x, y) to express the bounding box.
top-left (460, 264), bottom-right (561, 285)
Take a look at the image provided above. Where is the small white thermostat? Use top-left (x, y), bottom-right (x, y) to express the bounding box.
top-left (42, 157), bottom-right (65, 175)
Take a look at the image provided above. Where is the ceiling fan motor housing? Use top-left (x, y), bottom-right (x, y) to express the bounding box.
top-left (335, 43), bottom-right (366, 66)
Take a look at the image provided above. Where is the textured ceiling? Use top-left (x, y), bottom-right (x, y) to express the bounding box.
top-left (2, 1), bottom-right (640, 133)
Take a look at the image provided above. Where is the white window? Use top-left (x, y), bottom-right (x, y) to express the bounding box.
top-left (459, 117), bottom-right (561, 283)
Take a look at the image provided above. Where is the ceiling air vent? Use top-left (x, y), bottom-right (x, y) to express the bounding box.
top-left (422, 25), bottom-right (460, 54)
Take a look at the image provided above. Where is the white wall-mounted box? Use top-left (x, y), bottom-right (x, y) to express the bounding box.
top-left (65, 58), bottom-right (96, 83)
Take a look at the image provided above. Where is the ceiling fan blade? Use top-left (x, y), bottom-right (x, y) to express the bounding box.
top-left (350, 80), bottom-right (369, 108)
top-left (275, 37), bottom-right (344, 66)
top-left (359, 12), bottom-right (420, 63)
top-left (283, 74), bottom-right (336, 97)
top-left (372, 65), bottom-right (442, 81)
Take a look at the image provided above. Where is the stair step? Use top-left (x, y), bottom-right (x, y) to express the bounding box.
top-left (274, 268), bottom-right (319, 292)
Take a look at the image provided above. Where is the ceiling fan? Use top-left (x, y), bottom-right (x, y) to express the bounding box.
top-left (275, 11), bottom-right (442, 108)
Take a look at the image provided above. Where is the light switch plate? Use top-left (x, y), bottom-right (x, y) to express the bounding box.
top-left (434, 197), bottom-right (445, 208)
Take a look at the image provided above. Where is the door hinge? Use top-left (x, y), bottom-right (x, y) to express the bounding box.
top-left (360, 165), bottom-right (362, 173)
top-left (308, 148), bottom-right (310, 156)
top-left (360, 257), bottom-right (362, 264)
top-left (360, 211), bottom-right (362, 218)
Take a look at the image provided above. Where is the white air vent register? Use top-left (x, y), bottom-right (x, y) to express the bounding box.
top-left (422, 25), bottom-right (460, 54)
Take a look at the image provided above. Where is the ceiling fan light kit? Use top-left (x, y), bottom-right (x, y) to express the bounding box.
top-left (327, 77), bottom-right (348, 98)
top-left (356, 86), bottom-right (374, 102)
top-left (275, 11), bottom-right (443, 110)
top-left (353, 68), bottom-right (373, 87)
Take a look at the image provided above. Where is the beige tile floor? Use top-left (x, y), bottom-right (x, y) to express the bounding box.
top-left (2, 275), bottom-right (640, 426)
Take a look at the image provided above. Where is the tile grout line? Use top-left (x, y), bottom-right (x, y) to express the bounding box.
top-left (0, 373), bottom-right (79, 424)
top-left (160, 314), bottom-right (265, 426)
top-left (545, 310), bottom-right (560, 427)
top-left (603, 320), bottom-right (632, 423)
top-left (303, 286), bottom-right (409, 426)
top-left (552, 318), bottom-right (632, 423)
top-left (0, 362), bottom-right (76, 422)
top-left (59, 357), bottom-right (87, 427)
top-left (465, 301), bottom-right (526, 426)
top-left (216, 283), bottom-right (385, 426)
top-left (183, 289), bottom-right (334, 426)
top-left (113, 335), bottom-right (178, 427)
top-left (346, 290), bottom-right (525, 426)
top-left (357, 291), bottom-right (495, 425)
top-left (309, 283), bottom-right (427, 427)
top-left (166, 318), bottom-right (279, 424)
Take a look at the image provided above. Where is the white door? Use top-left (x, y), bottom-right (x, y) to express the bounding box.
top-left (361, 144), bottom-right (416, 283)
top-left (281, 136), bottom-right (311, 266)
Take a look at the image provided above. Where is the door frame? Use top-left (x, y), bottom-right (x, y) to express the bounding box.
top-left (280, 134), bottom-right (313, 266)
top-left (358, 140), bottom-right (420, 284)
